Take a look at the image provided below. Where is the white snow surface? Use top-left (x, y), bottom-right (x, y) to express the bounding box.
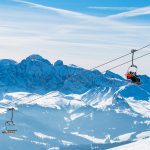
top-left (48, 147), bottom-right (60, 150)
top-left (96, 97), bottom-right (113, 109)
top-left (9, 136), bottom-right (24, 141)
top-left (125, 98), bottom-right (150, 118)
top-left (136, 131), bottom-right (150, 140)
top-left (114, 132), bottom-right (135, 142)
top-left (34, 132), bottom-right (56, 140)
top-left (0, 107), bottom-right (6, 114)
top-left (108, 138), bottom-right (150, 150)
top-left (71, 132), bottom-right (105, 144)
top-left (70, 113), bottom-right (85, 121)
top-left (61, 140), bottom-right (74, 146)
top-left (0, 56), bottom-right (150, 149)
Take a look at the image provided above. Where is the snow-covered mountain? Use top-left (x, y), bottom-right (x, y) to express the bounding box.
top-left (0, 54), bottom-right (150, 150)
top-left (108, 138), bottom-right (150, 150)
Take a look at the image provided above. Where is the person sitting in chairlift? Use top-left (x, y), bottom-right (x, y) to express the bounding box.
top-left (126, 71), bottom-right (140, 83)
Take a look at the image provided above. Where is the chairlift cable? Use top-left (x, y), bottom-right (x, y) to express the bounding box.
top-left (23, 52), bottom-right (150, 104)
top-left (0, 45), bottom-right (150, 134)
top-left (0, 44), bottom-right (150, 108)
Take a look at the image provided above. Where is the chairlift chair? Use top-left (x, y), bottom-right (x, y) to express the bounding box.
top-left (2, 108), bottom-right (17, 134)
top-left (126, 49), bottom-right (141, 85)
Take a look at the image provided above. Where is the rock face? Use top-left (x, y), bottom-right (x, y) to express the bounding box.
top-left (0, 54), bottom-right (150, 97)
top-left (0, 55), bottom-right (150, 95)
top-left (0, 54), bottom-right (150, 102)
top-left (0, 54), bottom-right (126, 93)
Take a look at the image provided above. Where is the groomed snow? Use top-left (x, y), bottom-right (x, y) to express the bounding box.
top-left (108, 138), bottom-right (150, 150)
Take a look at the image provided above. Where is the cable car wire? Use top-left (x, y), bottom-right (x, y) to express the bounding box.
top-left (0, 45), bottom-right (150, 134)
top-left (16, 52), bottom-right (150, 105)
top-left (0, 44), bottom-right (150, 108)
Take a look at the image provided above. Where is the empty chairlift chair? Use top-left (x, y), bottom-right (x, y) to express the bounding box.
top-left (2, 108), bottom-right (17, 134)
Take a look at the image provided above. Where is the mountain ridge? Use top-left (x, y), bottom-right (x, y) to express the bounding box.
top-left (0, 54), bottom-right (150, 150)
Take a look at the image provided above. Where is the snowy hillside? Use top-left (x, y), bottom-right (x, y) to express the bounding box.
top-left (0, 55), bottom-right (150, 150)
top-left (109, 138), bottom-right (150, 150)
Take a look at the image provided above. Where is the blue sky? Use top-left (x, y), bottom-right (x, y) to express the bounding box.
top-left (0, 0), bottom-right (150, 75)
top-left (1, 0), bottom-right (150, 18)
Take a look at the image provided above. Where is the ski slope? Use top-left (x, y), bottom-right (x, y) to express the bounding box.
top-left (108, 138), bottom-right (150, 150)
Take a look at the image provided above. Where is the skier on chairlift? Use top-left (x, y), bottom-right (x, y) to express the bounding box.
top-left (126, 71), bottom-right (140, 84)
top-left (126, 49), bottom-right (141, 84)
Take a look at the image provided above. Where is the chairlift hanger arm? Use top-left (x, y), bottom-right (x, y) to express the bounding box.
top-left (7, 108), bottom-right (15, 123)
top-left (131, 49), bottom-right (138, 67)
top-left (11, 108), bottom-right (14, 122)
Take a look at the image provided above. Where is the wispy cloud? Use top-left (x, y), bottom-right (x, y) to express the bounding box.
top-left (12, 0), bottom-right (98, 20)
top-left (1, 0), bottom-right (149, 76)
top-left (88, 7), bottom-right (137, 11)
top-left (107, 6), bottom-right (150, 18)
top-left (0, 25), bottom-right (19, 29)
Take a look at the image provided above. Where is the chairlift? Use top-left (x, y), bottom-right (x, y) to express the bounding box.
top-left (126, 49), bottom-right (141, 85)
top-left (2, 108), bottom-right (17, 134)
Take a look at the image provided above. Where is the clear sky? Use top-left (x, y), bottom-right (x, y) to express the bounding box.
top-left (0, 0), bottom-right (150, 76)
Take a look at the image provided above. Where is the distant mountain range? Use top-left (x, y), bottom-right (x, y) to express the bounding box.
top-left (0, 54), bottom-right (150, 150)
